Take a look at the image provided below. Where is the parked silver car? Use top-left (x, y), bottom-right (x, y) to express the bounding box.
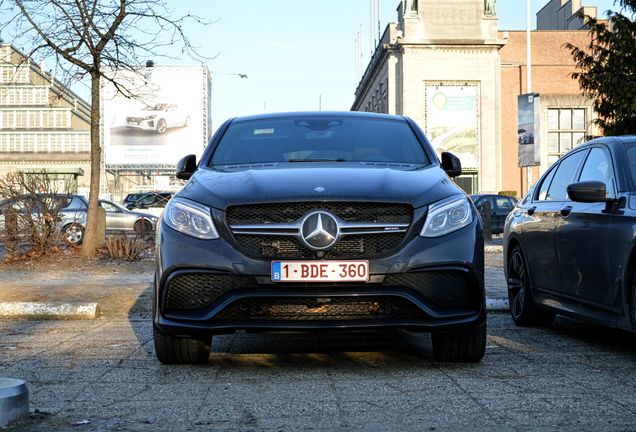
top-left (0, 194), bottom-right (157, 245)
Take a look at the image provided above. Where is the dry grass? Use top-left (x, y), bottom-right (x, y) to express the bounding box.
top-left (105, 235), bottom-right (146, 261)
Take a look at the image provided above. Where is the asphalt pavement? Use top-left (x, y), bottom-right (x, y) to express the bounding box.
top-left (2, 245), bottom-right (636, 431)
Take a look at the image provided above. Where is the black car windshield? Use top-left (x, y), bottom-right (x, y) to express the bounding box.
top-left (209, 116), bottom-right (430, 166)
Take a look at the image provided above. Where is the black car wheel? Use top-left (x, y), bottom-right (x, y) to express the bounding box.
top-left (153, 326), bottom-right (211, 365)
top-left (507, 245), bottom-right (555, 326)
top-left (134, 219), bottom-right (153, 237)
top-left (431, 320), bottom-right (486, 362)
top-left (62, 223), bottom-right (84, 245)
top-left (156, 119), bottom-right (167, 134)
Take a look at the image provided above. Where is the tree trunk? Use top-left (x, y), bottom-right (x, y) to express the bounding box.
top-left (81, 70), bottom-right (102, 257)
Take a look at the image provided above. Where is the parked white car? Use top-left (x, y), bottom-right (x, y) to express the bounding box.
top-left (125, 103), bottom-right (190, 134)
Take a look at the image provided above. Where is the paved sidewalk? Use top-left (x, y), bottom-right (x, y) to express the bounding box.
top-left (0, 250), bottom-right (508, 317)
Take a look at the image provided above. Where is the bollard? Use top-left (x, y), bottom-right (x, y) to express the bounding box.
top-left (0, 378), bottom-right (29, 427)
top-left (96, 207), bottom-right (106, 248)
top-left (481, 201), bottom-right (493, 242)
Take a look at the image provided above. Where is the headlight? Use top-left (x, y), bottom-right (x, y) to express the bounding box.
top-left (163, 197), bottom-right (219, 240)
top-left (143, 115), bottom-right (156, 120)
top-left (420, 195), bottom-right (473, 237)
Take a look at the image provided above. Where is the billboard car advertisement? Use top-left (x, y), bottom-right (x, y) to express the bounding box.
top-left (102, 65), bottom-right (210, 166)
top-left (425, 83), bottom-right (480, 170)
top-left (517, 93), bottom-right (541, 167)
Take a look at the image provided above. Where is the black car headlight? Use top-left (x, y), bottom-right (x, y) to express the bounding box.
top-left (163, 197), bottom-right (219, 240)
top-left (420, 195), bottom-right (473, 237)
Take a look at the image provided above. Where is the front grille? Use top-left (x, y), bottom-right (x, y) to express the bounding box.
top-left (215, 296), bottom-right (424, 321)
top-left (227, 202), bottom-right (412, 259)
top-left (235, 233), bottom-right (404, 259)
top-left (227, 202), bottom-right (412, 225)
top-left (383, 271), bottom-right (476, 308)
top-left (165, 273), bottom-right (256, 311)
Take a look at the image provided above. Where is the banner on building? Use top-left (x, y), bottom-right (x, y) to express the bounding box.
top-left (425, 83), bottom-right (480, 170)
top-left (517, 93), bottom-right (541, 167)
top-left (102, 65), bottom-right (211, 166)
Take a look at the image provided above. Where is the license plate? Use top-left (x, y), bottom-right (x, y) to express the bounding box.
top-left (271, 260), bottom-right (369, 282)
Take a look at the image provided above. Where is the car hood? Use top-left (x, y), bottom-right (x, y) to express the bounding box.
top-left (129, 109), bottom-right (163, 117)
top-left (179, 164), bottom-right (463, 210)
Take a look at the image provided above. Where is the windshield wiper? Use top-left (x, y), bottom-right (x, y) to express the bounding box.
top-left (287, 158), bottom-right (347, 162)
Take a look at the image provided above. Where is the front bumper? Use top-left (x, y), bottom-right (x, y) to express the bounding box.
top-left (154, 219), bottom-right (485, 337)
top-left (126, 120), bottom-right (155, 131)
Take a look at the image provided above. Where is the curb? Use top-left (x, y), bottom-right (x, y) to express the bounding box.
top-left (0, 302), bottom-right (100, 320)
top-left (486, 298), bottom-right (509, 311)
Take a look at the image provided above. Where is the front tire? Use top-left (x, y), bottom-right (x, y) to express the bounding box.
top-left (156, 119), bottom-right (167, 134)
top-left (62, 223), bottom-right (84, 245)
top-left (153, 327), bottom-right (211, 365)
top-left (431, 320), bottom-right (486, 362)
top-left (507, 245), bottom-right (555, 327)
top-left (133, 219), bottom-right (153, 237)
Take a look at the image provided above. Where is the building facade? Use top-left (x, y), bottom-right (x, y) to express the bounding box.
top-left (0, 43), bottom-right (91, 193)
top-left (537, 0), bottom-right (599, 30)
top-left (352, 0), bottom-right (598, 196)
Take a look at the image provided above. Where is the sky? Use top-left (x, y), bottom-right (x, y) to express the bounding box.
top-left (4, 0), bottom-right (621, 130)
top-left (173, 0), bottom-right (620, 130)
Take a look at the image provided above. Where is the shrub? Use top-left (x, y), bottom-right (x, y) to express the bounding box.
top-left (105, 235), bottom-right (146, 261)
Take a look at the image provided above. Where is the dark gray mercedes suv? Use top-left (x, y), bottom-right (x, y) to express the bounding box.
top-left (153, 112), bottom-right (486, 364)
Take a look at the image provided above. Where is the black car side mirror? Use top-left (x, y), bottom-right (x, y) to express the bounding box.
top-left (176, 154), bottom-right (197, 180)
top-left (441, 152), bottom-right (462, 178)
top-left (567, 181), bottom-right (608, 203)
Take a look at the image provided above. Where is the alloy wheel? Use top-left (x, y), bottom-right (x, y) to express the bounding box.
top-left (508, 249), bottom-right (527, 320)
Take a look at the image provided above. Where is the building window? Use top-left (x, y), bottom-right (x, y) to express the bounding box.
top-left (547, 108), bottom-right (586, 164)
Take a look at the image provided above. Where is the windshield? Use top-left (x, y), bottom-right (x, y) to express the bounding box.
top-left (209, 116), bottom-right (430, 166)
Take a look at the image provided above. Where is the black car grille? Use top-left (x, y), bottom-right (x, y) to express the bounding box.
top-left (227, 202), bottom-right (412, 259)
top-left (226, 202), bottom-right (412, 225)
top-left (165, 273), bottom-right (256, 311)
top-left (163, 270), bottom-right (476, 316)
top-left (215, 296), bottom-right (425, 321)
top-left (234, 233), bottom-right (404, 259)
top-left (383, 271), bottom-right (477, 309)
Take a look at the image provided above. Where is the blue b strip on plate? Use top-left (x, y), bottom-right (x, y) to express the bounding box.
top-left (271, 261), bottom-right (282, 281)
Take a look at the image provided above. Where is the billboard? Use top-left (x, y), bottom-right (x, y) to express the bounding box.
top-left (517, 93), bottom-right (541, 167)
top-left (425, 83), bottom-right (480, 170)
top-left (102, 65), bottom-right (211, 166)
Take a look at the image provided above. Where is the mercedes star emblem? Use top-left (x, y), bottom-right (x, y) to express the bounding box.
top-left (301, 211), bottom-right (339, 250)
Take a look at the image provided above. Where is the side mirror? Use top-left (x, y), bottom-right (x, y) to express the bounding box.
top-left (176, 154), bottom-right (197, 180)
top-left (441, 152), bottom-right (462, 178)
top-left (567, 181), bottom-right (608, 203)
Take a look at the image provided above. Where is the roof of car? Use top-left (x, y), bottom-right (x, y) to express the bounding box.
top-left (228, 111), bottom-right (409, 123)
top-left (580, 135), bottom-right (636, 147)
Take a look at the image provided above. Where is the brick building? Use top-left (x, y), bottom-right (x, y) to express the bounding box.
top-left (352, 0), bottom-right (599, 196)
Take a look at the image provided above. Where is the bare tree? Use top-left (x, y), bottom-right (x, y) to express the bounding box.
top-left (0, 0), bottom-right (209, 257)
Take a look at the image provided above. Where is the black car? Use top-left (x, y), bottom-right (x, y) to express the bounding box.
top-left (504, 135), bottom-right (636, 332)
top-left (470, 194), bottom-right (518, 234)
top-left (153, 112), bottom-right (486, 364)
top-left (124, 192), bottom-right (173, 217)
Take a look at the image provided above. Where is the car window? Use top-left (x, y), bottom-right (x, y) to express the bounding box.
top-left (210, 117), bottom-right (430, 165)
top-left (536, 168), bottom-right (557, 201)
top-left (100, 201), bottom-right (119, 212)
top-left (626, 143), bottom-right (636, 191)
top-left (495, 196), bottom-right (515, 210)
top-left (545, 150), bottom-right (586, 201)
top-left (67, 196), bottom-right (87, 210)
top-left (578, 147), bottom-right (616, 198)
